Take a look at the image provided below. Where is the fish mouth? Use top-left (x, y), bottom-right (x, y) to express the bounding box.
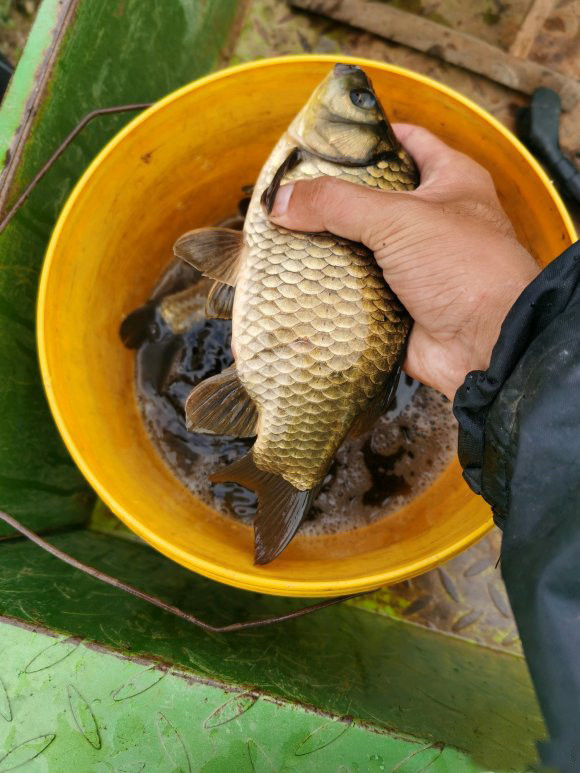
top-left (333, 63), bottom-right (361, 76)
top-left (332, 62), bottom-right (372, 87)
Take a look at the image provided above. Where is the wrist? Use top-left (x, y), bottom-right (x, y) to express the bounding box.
top-left (452, 270), bottom-right (539, 395)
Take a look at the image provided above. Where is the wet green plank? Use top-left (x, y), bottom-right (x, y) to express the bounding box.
top-left (0, 0), bottom-right (238, 537)
top-left (0, 621), bottom-right (485, 772)
top-left (0, 530), bottom-right (544, 770)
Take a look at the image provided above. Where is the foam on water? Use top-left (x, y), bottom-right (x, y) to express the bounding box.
top-left (301, 383), bottom-right (456, 536)
top-left (128, 259), bottom-right (457, 537)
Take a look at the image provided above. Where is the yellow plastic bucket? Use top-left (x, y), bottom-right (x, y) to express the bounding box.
top-left (38, 56), bottom-right (576, 597)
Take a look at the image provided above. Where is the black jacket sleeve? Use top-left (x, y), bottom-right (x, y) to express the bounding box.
top-left (454, 240), bottom-right (580, 772)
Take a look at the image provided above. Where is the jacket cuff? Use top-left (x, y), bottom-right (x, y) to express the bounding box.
top-left (453, 239), bottom-right (580, 528)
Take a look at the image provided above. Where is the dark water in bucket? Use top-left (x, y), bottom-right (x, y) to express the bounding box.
top-left (121, 226), bottom-right (457, 536)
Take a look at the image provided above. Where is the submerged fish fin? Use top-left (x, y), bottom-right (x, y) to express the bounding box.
top-left (210, 453), bottom-right (319, 564)
top-left (205, 281), bottom-right (235, 320)
top-left (261, 147), bottom-right (302, 214)
top-left (349, 362), bottom-right (403, 437)
top-left (159, 284), bottom-right (205, 333)
top-left (238, 195), bottom-right (251, 218)
top-left (185, 366), bottom-right (258, 437)
top-left (173, 227), bottom-right (243, 286)
top-left (119, 301), bottom-right (156, 349)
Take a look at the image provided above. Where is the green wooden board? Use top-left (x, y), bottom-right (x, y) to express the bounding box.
top-left (0, 0), bottom-right (239, 537)
top-left (0, 531), bottom-right (544, 770)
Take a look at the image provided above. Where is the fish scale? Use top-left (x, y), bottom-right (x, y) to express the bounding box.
top-left (234, 136), bottom-right (415, 491)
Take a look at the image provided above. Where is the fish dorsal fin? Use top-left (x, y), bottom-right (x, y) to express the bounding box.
top-left (185, 366), bottom-right (257, 438)
top-left (205, 280), bottom-right (235, 320)
top-left (173, 227), bottom-right (243, 286)
top-left (210, 453), bottom-right (320, 565)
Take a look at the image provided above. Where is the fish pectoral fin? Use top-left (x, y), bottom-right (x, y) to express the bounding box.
top-left (173, 227), bottom-right (243, 286)
top-left (261, 147), bottom-right (302, 214)
top-left (349, 361), bottom-right (403, 437)
top-left (210, 453), bottom-right (319, 565)
top-left (205, 281), bottom-right (235, 320)
top-left (185, 366), bottom-right (258, 437)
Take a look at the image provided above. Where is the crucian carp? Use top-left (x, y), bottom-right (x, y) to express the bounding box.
top-left (174, 63), bottom-right (418, 564)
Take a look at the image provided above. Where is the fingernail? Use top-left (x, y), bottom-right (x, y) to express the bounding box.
top-left (270, 183), bottom-right (294, 219)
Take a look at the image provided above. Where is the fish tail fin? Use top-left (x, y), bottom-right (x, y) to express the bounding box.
top-left (210, 453), bottom-right (318, 565)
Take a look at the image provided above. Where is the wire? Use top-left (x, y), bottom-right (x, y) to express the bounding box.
top-left (0, 510), bottom-right (366, 633)
top-left (0, 103), bottom-right (152, 233)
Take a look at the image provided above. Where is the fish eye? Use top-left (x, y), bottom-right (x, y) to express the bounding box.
top-left (349, 89), bottom-right (376, 109)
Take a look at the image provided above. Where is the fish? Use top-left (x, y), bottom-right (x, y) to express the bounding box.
top-left (119, 206), bottom-right (249, 346)
top-left (173, 63), bottom-right (418, 564)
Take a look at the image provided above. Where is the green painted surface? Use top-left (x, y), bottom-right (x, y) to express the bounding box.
top-left (0, 621), bottom-right (485, 772)
top-left (0, 530), bottom-right (544, 770)
top-left (0, 0), bottom-right (239, 538)
top-left (0, 0), bottom-right (61, 163)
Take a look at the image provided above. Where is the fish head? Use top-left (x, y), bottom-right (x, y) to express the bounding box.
top-left (289, 63), bottom-right (399, 166)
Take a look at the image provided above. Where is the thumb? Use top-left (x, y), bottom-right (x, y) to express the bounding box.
top-left (269, 176), bottom-right (416, 249)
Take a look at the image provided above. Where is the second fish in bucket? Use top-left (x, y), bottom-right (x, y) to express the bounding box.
top-left (173, 63), bottom-right (419, 564)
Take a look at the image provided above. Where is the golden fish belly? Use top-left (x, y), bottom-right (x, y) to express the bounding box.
top-left (233, 137), bottom-right (413, 491)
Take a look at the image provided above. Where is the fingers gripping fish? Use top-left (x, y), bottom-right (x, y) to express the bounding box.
top-left (174, 64), bottom-right (419, 564)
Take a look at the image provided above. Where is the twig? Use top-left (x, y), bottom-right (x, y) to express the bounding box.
top-left (291, 0), bottom-right (580, 110)
top-left (509, 0), bottom-right (557, 59)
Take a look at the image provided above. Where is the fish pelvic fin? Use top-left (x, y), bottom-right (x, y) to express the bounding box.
top-left (349, 348), bottom-right (406, 437)
top-left (173, 227), bottom-right (243, 286)
top-left (205, 280), bottom-right (235, 320)
top-left (185, 366), bottom-right (258, 437)
top-left (210, 453), bottom-right (319, 565)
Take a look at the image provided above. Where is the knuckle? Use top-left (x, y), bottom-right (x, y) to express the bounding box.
top-left (363, 194), bottom-right (423, 248)
top-left (301, 176), bottom-right (334, 212)
top-left (451, 152), bottom-right (494, 187)
top-left (450, 197), bottom-right (514, 236)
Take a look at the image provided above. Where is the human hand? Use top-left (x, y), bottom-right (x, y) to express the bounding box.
top-left (269, 124), bottom-right (540, 399)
